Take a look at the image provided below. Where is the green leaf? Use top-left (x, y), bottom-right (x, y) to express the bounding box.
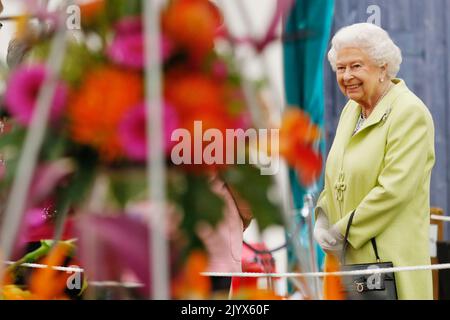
top-left (106, 0), bottom-right (142, 21)
top-left (40, 130), bottom-right (69, 162)
top-left (221, 164), bottom-right (283, 230)
top-left (108, 168), bottom-right (147, 209)
top-left (29, 41), bottom-right (51, 62)
top-left (54, 149), bottom-right (98, 221)
top-left (0, 125), bottom-right (26, 149)
top-left (178, 173), bottom-right (225, 250)
top-left (0, 155), bottom-right (17, 191)
top-left (60, 41), bottom-right (104, 86)
top-left (6, 239), bottom-right (76, 275)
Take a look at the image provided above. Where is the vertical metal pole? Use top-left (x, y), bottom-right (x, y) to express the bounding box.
top-left (303, 194), bottom-right (321, 299)
top-left (0, 1), bottom-right (70, 275)
top-left (276, 163), bottom-right (313, 298)
top-left (143, 0), bottom-right (169, 299)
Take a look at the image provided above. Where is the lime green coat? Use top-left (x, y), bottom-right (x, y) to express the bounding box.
top-left (316, 79), bottom-right (435, 300)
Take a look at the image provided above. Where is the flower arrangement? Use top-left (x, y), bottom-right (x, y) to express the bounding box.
top-left (0, 0), bottom-right (323, 300)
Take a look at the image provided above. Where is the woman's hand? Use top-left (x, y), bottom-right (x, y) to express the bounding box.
top-left (314, 210), bottom-right (344, 254)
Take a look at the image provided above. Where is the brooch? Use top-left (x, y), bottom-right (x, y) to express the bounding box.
top-left (381, 107), bottom-right (391, 123)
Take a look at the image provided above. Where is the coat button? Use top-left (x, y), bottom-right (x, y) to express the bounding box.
top-left (334, 172), bottom-right (346, 201)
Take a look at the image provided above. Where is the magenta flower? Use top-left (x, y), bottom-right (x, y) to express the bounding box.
top-left (75, 214), bottom-right (151, 296)
top-left (118, 102), bottom-right (179, 161)
top-left (107, 17), bottom-right (173, 69)
top-left (28, 158), bottom-right (75, 207)
top-left (211, 61), bottom-right (228, 80)
top-left (4, 64), bottom-right (68, 126)
top-left (108, 32), bottom-right (145, 69)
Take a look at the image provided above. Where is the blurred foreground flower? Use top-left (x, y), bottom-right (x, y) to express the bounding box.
top-left (1, 240), bottom-right (77, 300)
top-left (232, 288), bottom-right (283, 300)
top-left (4, 64), bottom-right (68, 126)
top-left (77, 0), bottom-right (105, 24)
top-left (172, 250), bottom-right (211, 299)
top-left (0, 0), bottom-right (287, 301)
top-left (76, 214), bottom-right (151, 296)
top-left (118, 102), bottom-right (179, 161)
top-left (163, 0), bottom-right (222, 61)
top-left (165, 72), bottom-right (225, 117)
top-left (1, 285), bottom-right (33, 300)
top-left (67, 66), bottom-right (143, 160)
top-left (28, 158), bottom-right (75, 207)
top-left (107, 17), bottom-right (173, 70)
top-left (280, 108), bottom-right (322, 186)
top-left (28, 241), bottom-right (74, 299)
top-left (166, 71), bottom-right (247, 171)
top-left (323, 255), bottom-right (345, 300)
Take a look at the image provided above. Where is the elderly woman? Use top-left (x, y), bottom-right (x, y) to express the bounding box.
top-left (314, 23), bottom-right (435, 300)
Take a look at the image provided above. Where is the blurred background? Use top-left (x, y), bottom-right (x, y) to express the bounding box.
top-left (0, 0), bottom-right (449, 300)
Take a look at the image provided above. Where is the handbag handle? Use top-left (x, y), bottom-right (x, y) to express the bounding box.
top-left (341, 211), bottom-right (381, 265)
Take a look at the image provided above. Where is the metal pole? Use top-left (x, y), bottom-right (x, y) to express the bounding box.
top-left (303, 193), bottom-right (321, 299)
top-left (143, 0), bottom-right (169, 300)
top-left (0, 1), bottom-right (70, 276)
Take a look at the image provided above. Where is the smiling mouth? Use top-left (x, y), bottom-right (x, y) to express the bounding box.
top-left (346, 84), bottom-right (362, 90)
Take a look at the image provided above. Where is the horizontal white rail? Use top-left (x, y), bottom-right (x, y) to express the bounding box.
top-left (203, 262), bottom-right (450, 278)
top-left (431, 214), bottom-right (450, 222)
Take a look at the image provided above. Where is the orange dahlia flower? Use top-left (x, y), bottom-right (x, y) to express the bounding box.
top-left (162, 0), bottom-right (222, 61)
top-left (166, 71), bottom-right (247, 172)
top-left (171, 250), bottom-right (211, 299)
top-left (29, 242), bottom-right (73, 300)
top-left (165, 72), bottom-right (224, 117)
top-left (280, 108), bottom-right (323, 186)
top-left (67, 66), bottom-right (143, 161)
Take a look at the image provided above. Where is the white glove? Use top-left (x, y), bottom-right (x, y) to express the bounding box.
top-left (313, 210), bottom-right (344, 253)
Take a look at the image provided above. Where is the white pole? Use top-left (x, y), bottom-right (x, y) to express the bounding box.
top-left (0, 1), bottom-right (70, 272)
top-left (143, 0), bottom-right (169, 299)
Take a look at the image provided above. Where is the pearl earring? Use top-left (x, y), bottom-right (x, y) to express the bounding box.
top-left (380, 78), bottom-right (384, 83)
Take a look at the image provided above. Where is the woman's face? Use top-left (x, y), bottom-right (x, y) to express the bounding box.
top-left (335, 47), bottom-right (386, 108)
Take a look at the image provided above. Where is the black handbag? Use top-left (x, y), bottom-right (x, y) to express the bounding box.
top-left (340, 211), bottom-right (398, 300)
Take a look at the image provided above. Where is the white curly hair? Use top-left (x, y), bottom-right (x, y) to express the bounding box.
top-left (327, 23), bottom-right (402, 79)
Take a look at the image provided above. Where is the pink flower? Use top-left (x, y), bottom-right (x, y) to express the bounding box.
top-left (118, 102), bottom-right (179, 161)
top-left (115, 16), bottom-right (143, 34)
top-left (211, 61), bottom-right (228, 80)
top-left (107, 17), bottom-right (173, 69)
top-left (28, 158), bottom-right (75, 207)
top-left (75, 214), bottom-right (151, 295)
top-left (4, 64), bottom-right (68, 126)
top-left (108, 32), bottom-right (145, 69)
